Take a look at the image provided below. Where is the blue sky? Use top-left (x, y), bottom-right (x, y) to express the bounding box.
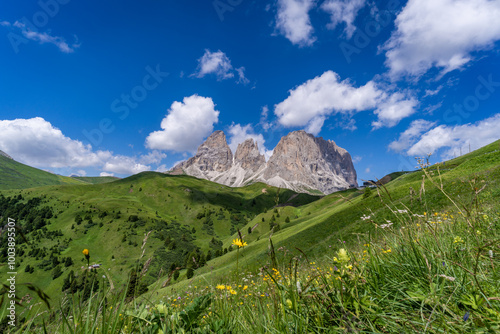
top-left (1, 0), bottom-right (500, 184)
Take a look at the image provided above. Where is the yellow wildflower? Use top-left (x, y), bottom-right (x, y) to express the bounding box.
top-left (232, 239), bottom-right (247, 248)
top-left (82, 249), bottom-right (89, 256)
top-left (216, 284), bottom-right (225, 290)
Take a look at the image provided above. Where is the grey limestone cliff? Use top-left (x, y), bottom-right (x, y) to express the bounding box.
top-left (171, 130), bottom-right (357, 194)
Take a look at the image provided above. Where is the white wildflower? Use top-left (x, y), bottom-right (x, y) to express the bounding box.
top-left (296, 280), bottom-right (302, 294)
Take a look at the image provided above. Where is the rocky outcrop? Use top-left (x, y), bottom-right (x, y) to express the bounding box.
top-left (234, 139), bottom-right (266, 171)
top-left (171, 130), bottom-right (357, 194)
top-left (171, 131), bottom-right (233, 180)
top-left (213, 139), bottom-right (267, 188)
top-left (259, 131), bottom-right (357, 194)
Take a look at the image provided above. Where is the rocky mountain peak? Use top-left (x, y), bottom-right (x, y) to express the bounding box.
top-left (172, 130), bottom-right (232, 176)
top-left (199, 130), bottom-right (228, 151)
top-left (261, 130), bottom-right (357, 194)
top-left (234, 139), bottom-right (266, 171)
top-left (171, 130), bottom-right (357, 194)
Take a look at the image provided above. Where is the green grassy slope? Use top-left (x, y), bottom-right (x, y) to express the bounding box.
top-left (71, 176), bottom-right (120, 184)
top-left (156, 139), bottom-right (500, 295)
top-left (1, 139), bottom-right (499, 315)
top-left (0, 155), bottom-right (85, 190)
top-left (0, 173), bottom-right (319, 304)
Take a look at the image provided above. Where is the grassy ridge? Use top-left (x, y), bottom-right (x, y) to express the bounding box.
top-left (0, 156), bottom-right (86, 190)
top-left (70, 176), bottom-right (120, 184)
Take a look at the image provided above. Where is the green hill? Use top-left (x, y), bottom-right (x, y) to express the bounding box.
top-left (0, 173), bottom-right (319, 304)
top-left (154, 139), bottom-right (500, 293)
top-left (0, 139), bottom-right (499, 332)
top-left (71, 176), bottom-right (121, 184)
top-left (0, 155), bottom-right (86, 190)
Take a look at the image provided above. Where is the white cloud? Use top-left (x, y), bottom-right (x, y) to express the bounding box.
top-left (7, 21), bottom-right (80, 53)
top-left (389, 119), bottom-right (437, 152)
top-left (77, 170), bottom-right (87, 177)
top-left (372, 92), bottom-right (418, 129)
top-left (139, 150), bottom-right (167, 165)
top-left (145, 95), bottom-right (220, 153)
top-left (424, 85), bottom-right (443, 97)
top-left (0, 117), bottom-right (159, 176)
top-left (193, 49), bottom-right (234, 80)
top-left (259, 105), bottom-right (273, 130)
top-left (352, 155), bottom-right (362, 163)
top-left (405, 113), bottom-right (500, 159)
top-left (102, 155), bottom-right (151, 175)
top-left (0, 117), bottom-right (107, 168)
top-left (227, 124), bottom-right (273, 161)
top-left (100, 172), bottom-right (115, 177)
top-left (321, 0), bottom-right (366, 39)
top-left (275, 0), bottom-right (316, 47)
top-left (236, 67), bottom-right (250, 85)
top-left (383, 0), bottom-right (500, 79)
top-left (275, 71), bottom-right (380, 127)
top-left (192, 50), bottom-right (249, 84)
top-left (304, 116), bottom-right (325, 135)
top-left (155, 165), bottom-right (169, 173)
top-left (274, 71), bottom-right (417, 133)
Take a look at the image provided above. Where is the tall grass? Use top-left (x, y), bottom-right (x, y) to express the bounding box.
top-left (3, 163), bottom-right (500, 333)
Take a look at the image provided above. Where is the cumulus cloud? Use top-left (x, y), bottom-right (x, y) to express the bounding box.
top-left (383, 0), bottom-right (500, 79)
top-left (100, 172), bottom-right (115, 177)
top-left (372, 92), bottom-right (418, 129)
top-left (304, 116), bottom-right (325, 136)
top-left (274, 71), bottom-right (417, 133)
top-left (102, 155), bottom-right (151, 175)
top-left (192, 50), bottom-right (249, 84)
top-left (227, 124), bottom-right (273, 161)
top-left (321, 0), bottom-right (366, 39)
top-left (389, 119), bottom-right (437, 152)
top-left (139, 150), bottom-right (167, 165)
top-left (0, 117), bottom-right (161, 176)
top-left (275, 0), bottom-right (316, 47)
top-left (145, 95), bottom-right (220, 153)
top-left (0, 117), bottom-right (107, 168)
top-left (403, 113), bottom-right (500, 159)
top-left (3, 20), bottom-right (80, 53)
top-left (193, 50), bottom-right (234, 79)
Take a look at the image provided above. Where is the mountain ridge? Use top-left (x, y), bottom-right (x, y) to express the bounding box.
top-left (172, 130), bottom-right (357, 194)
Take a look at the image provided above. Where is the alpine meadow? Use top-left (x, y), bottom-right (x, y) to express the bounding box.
top-left (2, 1), bottom-right (500, 333)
